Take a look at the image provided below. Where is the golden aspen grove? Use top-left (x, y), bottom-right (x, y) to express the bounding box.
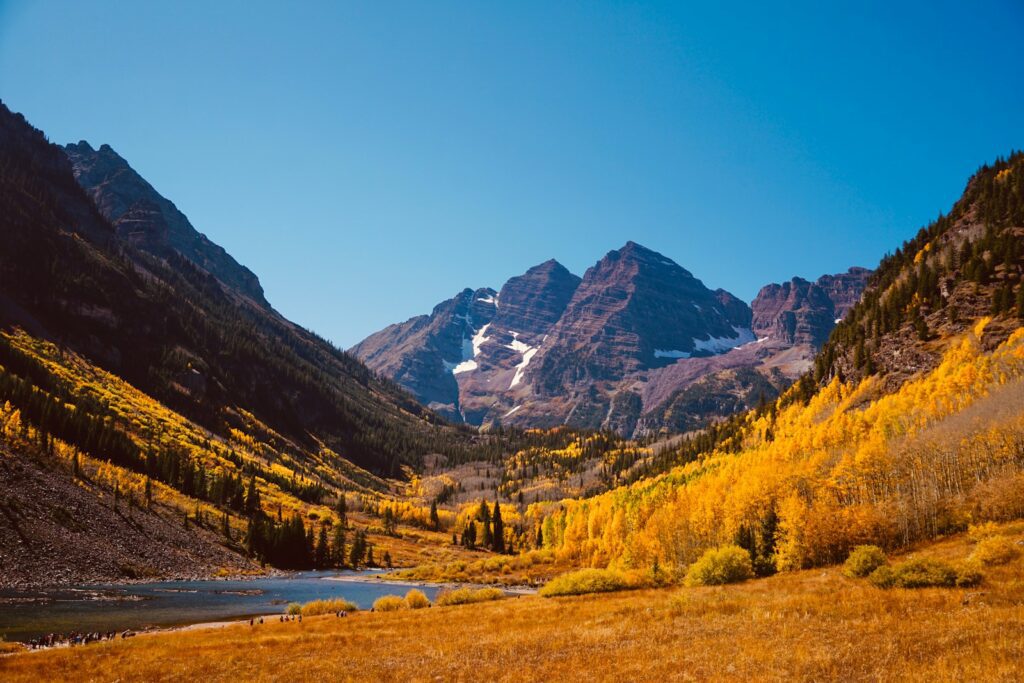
top-left (3, 6), bottom-right (1024, 678)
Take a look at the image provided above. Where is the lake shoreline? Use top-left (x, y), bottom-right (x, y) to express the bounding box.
top-left (325, 573), bottom-right (538, 595)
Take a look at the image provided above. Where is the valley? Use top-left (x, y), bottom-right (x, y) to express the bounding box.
top-left (1, 80), bottom-right (1023, 680)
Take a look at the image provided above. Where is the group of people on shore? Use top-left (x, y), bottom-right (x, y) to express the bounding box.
top-left (26, 629), bottom-right (134, 650)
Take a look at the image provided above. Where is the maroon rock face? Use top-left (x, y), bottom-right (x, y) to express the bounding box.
top-left (751, 268), bottom-right (871, 347)
top-left (491, 259), bottom-right (581, 342)
top-left (64, 141), bottom-right (268, 306)
top-left (816, 267), bottom-right (873, 319)
top-left (530, 241), bottom-right (754, 390)
top-left (350, 287), bottom-right (497, 421)
top-left (352, 242), bottom-right (870, 436)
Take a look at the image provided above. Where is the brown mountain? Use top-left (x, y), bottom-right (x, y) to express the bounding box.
top-left (350, 287), bottom-right (498, 421)
top-left (353, 240), bottom-right (870, 435)
top-left (751, 268), bottom-right (872, 347)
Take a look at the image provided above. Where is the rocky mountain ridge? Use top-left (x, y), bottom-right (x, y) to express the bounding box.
top-left (352, 242), bottom-right (870, 436)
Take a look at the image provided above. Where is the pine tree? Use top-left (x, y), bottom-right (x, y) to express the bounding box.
top-left (245, 476), bottom-right (261, 517)
top-left (315, 525), bottom-right (329, 569)
top-left (477, 499), bottom-right (492, 548)
top-left (491, 501), bottom-right (505, 553)
top-left (332, 525), bottom-right (347, 567)
top-left (429, 500), bottom-right (440, 530)
top-left (336, 494), bottom-right (347, 529)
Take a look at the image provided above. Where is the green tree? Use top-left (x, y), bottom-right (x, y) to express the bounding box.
top-left (429, 500), bottom-right (440, 530)
top-left (491, 501), bottom-right (505, 553)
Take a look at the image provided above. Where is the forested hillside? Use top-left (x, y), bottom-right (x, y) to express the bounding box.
top-left (0, 100), bottom-right (470, 477)
top-left (522, 155), bottom-right (1024, 579)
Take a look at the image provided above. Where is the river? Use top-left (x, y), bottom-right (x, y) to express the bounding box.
top-left (0, 570), bottom-right (449, 642)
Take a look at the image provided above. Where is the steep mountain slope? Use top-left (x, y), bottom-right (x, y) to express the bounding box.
top-left (751, 268), bottom-right (871, 347)
top-left (818, 153), bottom-right (1024, 389)
top-left (0, 100), bottom-right (455, 478)
top-left (64, 141), bottom-right (268, 307)
top-left (0, 101), bottom-right (519, 583)
top-left (354, 243), bottom-right (868, 436)
top-left (352, 260), bottom-right (582, 423)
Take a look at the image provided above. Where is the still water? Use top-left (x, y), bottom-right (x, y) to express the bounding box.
top-left (0, 570), bottom-right (441, 641)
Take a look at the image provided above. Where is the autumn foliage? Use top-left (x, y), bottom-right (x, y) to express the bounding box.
top-left (527, 322), bottom-right (1024, 580)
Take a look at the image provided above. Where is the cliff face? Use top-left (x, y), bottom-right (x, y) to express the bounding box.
top-left (751, 268), bottom-right (873, 347)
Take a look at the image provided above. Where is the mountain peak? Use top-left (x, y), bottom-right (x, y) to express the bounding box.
top-left (63, 141), bottom-right (268, 306)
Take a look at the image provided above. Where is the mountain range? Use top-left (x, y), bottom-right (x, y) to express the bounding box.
top-left (352, 243), bottom-right (870, 436)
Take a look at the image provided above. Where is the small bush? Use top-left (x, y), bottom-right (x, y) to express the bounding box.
top-left (685, 545), bottom-right (754, 587)
top-left (956, 563), bottom-right (984, 588)
top-left (969, 536), bottom-right (1020, 566)
top-left (404, 589), bottom-right (431, 609)
top-left (286, 602), bottom-right (302, 615)
top-left (867, 565), bottom-right (896, 589)
top-left (870, 558), bottom-right (958, 589)
top-left (435, 587), bottom-right (506, 606)
top-left (372, 595), bottom-right (405, 612)
top-left (300, 598), bottom-right (358, 617)
top-left (843, 545), bottom-right (888, 578)
top-left (539, 568), bottom-right (631, 597)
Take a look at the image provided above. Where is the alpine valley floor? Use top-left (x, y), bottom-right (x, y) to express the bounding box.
top-left (3, 522), bottom-right (1023, 682)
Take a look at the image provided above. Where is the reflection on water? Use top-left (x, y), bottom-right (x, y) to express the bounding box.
top-left (0, 571), bottom-right (440, 642)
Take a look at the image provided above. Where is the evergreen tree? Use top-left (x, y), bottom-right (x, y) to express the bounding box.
top-left (429, 500), bottom-right (440, 530)
top-left (491, 501), bottom-right (505, 553)
top-left (315, 525), bottom-right (329, 569)
top-left (336, 494), bottom-right (347, 529)
top-left (245, 476), bottom-right (261, 517)
top-left (477, 499), bottom-right (492, 548)
top-left (332, 525), bottom-right (347, 567)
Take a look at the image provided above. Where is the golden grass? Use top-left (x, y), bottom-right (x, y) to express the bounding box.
top-left (4, 524), bottom-right (1023, 681)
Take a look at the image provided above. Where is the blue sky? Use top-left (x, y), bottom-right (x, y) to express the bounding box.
top-left (1, 1), bottom-right (1022, 348)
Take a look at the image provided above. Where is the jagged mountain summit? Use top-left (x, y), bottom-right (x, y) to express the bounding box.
top-left (351, 242), bottom-right (870, 436)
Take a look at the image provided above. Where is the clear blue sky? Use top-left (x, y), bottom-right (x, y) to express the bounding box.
top-left (2, 1), bottom-right (1022, 347)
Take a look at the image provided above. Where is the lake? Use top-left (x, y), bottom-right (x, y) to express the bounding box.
top-left (0, 570), bottom-right (445, 642)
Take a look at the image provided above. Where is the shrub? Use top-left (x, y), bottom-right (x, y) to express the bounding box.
top-left (869, 558), bottom-right (958, 589)
top-left (435, 587), bottom-right (506, 606)
top-left (539, 568), bottom-right (631, 597)
top-left (969, 536), bottom-right (1020, 566)
top-left (372, 595), bottom-right (405, 612)
top-left (956, 562), bottom-right (984, 588)
top-left (300, 598), bottom-right (358, 617)
top-left (843, 545), bottom-right (888, 578)
top-left (286, 602), bottom-right (302, 616)
top-left (684, 545), bottom-right (754, 587)
top-left (404, 589), bottom-right (431, 609)
top-left (867, 565), bottom-right (896, 589)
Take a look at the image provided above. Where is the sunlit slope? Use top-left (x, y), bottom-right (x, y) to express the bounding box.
top-left (0, 327), bottom-right (473, 583)
top-left (529, 320), bottom-right (1024, 576)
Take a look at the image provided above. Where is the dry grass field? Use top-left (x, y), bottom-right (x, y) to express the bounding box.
top-left (3, 524), bottom-right (1023, 682)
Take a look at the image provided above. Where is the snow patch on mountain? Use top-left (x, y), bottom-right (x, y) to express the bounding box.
top-left (655, 327), bottom-right (757, 359)
top-left (510, 347), bottom-right (538, 388)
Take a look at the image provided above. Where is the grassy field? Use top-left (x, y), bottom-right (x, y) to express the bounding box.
top-left (3, 526), bottom-right (1023, 682)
